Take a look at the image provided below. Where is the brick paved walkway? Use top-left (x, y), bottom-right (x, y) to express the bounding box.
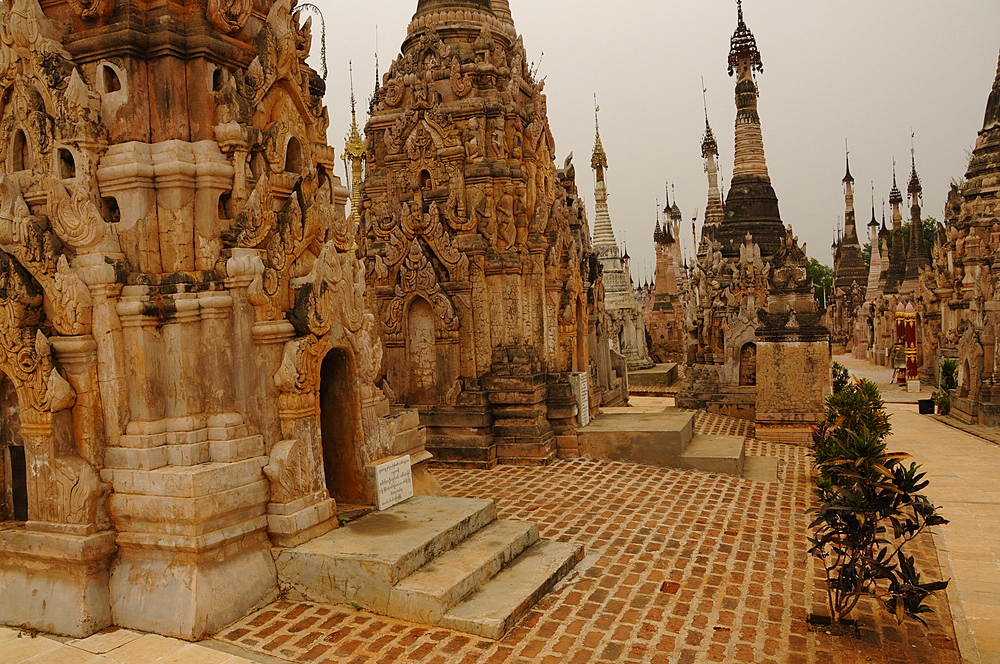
top-left (838, 354), bottom-right (1000, 664)
top-left (213, 411), bottom-right (960, 664)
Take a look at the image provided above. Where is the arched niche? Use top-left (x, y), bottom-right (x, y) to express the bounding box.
top-left (100, 63), bottom-right (122, 94)
top-left (406, 296), bottom-right (438, 406)
top-left (57, 147), bottom-right (76, 179)
top-left (318, 347), bottom-right (365, 504)
top-left (739, 342), bottom-right (757, 386)
top-left (0, 372), bottom-right (26, 522)
top-left (11, 129), bottom-right (31, 172)
top-left (284, 136), bottom-right (304, 175)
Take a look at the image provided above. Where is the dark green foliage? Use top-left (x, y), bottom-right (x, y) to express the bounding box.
top-left (933, 359), bottom-right (958, 415)
top-left (862, 243), bottom-right (871, 270)
top-left (931, 390), bottom-right (951, 416)
top-left (819, 378), bottom-right (892, 443)
top-left (832, 362), bottom-right (850, 395)
top-left (810, 376), bottom-right (948, 629)
top-left (807, 258), bottom-right (833, 306)
top-left (939, 358), bottom-right (958, 392)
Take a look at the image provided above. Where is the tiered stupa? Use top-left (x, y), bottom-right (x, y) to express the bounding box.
top-left (361, 0), bottom-right (625, 468)
top-left (678, 0), bottom-right (829, 441)
top-left (589, 106), bottom-right (654, 370)
top-left (830, 153), bottom-right (869, 350)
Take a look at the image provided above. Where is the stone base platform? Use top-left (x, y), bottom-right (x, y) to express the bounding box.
top-left (577, 411), bottom-right (776, 481)
top-left (273, 495), bottom-right (581, 640)
top-left (627, 363), bottom-right (680, 396)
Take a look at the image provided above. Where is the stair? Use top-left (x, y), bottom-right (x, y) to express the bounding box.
top-left (578, 412), bottom-right (778, 481)
top-left (274, 495), bottom-right (581, 639)
top-left (441, 539), bottom-right (583, 639)
top-left (681, 434), bottom-right (746, 476)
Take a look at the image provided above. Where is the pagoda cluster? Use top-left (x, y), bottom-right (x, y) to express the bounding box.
top-left (848, 48), bottom-right (1000, 424)
top-left (668, 1), bottom-right (831, 443)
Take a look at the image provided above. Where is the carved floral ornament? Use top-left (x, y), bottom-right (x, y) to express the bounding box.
top-left (207, 0), bottom-right (252, 33)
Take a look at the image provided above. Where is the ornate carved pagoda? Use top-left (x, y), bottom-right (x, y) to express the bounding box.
top-left (360, 0), bottom-right (625, 468)
top-left (0, 0), bottom-right (433, 640)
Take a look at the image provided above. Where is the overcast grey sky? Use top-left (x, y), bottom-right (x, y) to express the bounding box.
top-left (314, 0), bottom-right (1000, 282)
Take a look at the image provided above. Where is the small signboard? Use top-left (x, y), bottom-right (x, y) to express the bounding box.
top-left (570, 372), bottom-right (590, 427)
top-left (373, 455), bottom-right (413, 511)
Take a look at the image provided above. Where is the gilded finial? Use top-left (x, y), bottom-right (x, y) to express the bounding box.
top-left (729, 0), bottom-right (762, 77)
top-left (591, 94), bottom-right (608, 173)
top-left (344, 60), bottom-right (366, 162)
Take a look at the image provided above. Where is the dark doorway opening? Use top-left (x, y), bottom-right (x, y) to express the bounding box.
top-left (8, 445), bottom-right (26, 521)
top-left (318, 349), bottom-right (365, 504)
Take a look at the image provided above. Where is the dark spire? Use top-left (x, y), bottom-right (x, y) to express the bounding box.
top-left (701, 78), bottom-right (719, 158)
top-left (889, 161), bottom-right (903, 206)
top-left (843, 147), bottom-right (853, 184)
top-left (728, 0), bottom-right (763, 77)
top-left (984, 45), bottom-right (1000, 129)
top-left (869, 185), bottom-right (879, 227)
top-left (907, 135), bottom-right (922, 196)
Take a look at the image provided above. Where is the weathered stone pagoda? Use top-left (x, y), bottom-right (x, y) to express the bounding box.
top-left (360, 0), bottom-right (625, 468)
top-left (678, 0), bottom-right (830, 441)
top-left (590, 107), bottom-right (653, 371)
top-left (829, 155), bottom-right (868, 352)
top-left (0, 0), bottom-right (437, 640)
top-left (645, 192), bottom-right (689, 363)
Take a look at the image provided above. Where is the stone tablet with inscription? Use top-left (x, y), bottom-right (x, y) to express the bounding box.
top-left (373, 455), bottom-right (414, 511)
top-left (570, 372), bottom-right (590, 427)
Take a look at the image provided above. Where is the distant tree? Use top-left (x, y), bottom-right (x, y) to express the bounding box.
top-left (808, 258), bottom-right (834, 307)
top-left (861, 243), bottom-right (871, 270)
top-left (898, 217), bottom-right (937, 262)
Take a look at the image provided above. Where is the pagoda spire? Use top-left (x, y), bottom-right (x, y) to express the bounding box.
top-left (728, 0), bottom-right (768, 181)
top-left (842, 146), bottom-right (857, 243)
top-left (344, 61), bottom-right (367, 232)
top-left (701, 82), bottom-right (724, 250)
top-left (590, 98), bottom-right (616, 247)
top-left (984, 45), bottom-right (1000, 130)
top-left (884, 161), bottom-right (906, 292)
top-left (591, 95), bottom-right (608, 182)
top-left (903, 134), bottom-right (929, 282)
top-left (716, 0), bottom-right (784, 259)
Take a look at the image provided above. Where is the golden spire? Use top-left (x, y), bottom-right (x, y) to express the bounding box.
top-left (591, 94), bottom-right (608, 176)
top-left (344, 61), bottom-right (367, 163)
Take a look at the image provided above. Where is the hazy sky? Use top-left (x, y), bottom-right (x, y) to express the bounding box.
top-left (313, 0), bottom-right (1000, 283)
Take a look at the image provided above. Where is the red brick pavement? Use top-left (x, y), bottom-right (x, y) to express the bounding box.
top-left (215, 412), bottom-right (960, 663)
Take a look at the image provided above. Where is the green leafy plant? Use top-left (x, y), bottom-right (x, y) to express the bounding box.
top-left (810, 378), bottom-right (948, 631)
top-left (817, 378), bottom-right (892, 444)
top-left (809, 426), bottom-right (949, 629)
top-left (832, 362), bottom-right (851, 395)
top-left (933, 359), bottom-right (958, 415)
top-left (931, 390), bottom-right (951, 416)
top-left (939, 358), bottom-right (958, 392)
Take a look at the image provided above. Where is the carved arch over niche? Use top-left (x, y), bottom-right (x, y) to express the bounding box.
top-left (739, 342), bottom-right (757, 386)
top-left (0, 249), bottom-right (104, 529)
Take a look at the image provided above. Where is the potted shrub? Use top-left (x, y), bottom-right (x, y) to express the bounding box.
top-left (810, 378), bottom-right (949, 633)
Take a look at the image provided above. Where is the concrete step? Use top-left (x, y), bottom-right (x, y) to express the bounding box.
top-left (577, 411), bottom-right (695, 468)
top-left (681, 434), bottom-right (746, 477)
top-left (440, 539), bottom-right (583, 640)
top-left (743, 456), bottom-right (780, 483)
top-left (275, 496), bottom-right (496, 613)
top-left (387, 520), bottom-right (539, 624)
